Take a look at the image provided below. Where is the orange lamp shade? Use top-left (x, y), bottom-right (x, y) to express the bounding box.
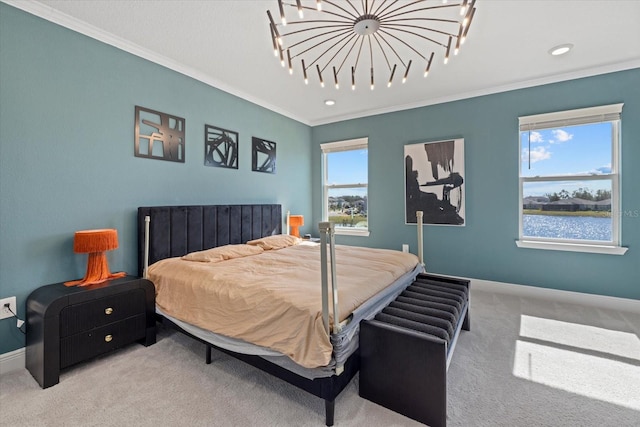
top-left (64, 229), bottom-right (126, 287)
top-left (289, 215), bottom-right (304, 238)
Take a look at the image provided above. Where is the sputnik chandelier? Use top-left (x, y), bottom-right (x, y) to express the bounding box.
top-left (267, 0), bottom-right (477, 90)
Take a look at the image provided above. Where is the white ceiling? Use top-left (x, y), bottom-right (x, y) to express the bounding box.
top-left (11, 0), bottom-right (640, 126)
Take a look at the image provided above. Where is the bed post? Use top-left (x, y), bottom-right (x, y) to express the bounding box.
top-left (286, 210), bottom-right (291, 235)
top-left (328, 223), bottom-right (339, 333)
top-left (416, 210), bottom-right (424, 267)
top-left (143, 215), bottom-right (150, 279)
top-left (319, 222), bottom-right (339, 334)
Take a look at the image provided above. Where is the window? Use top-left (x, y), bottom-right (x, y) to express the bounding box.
top-left (517, 103), bottom-right (626, 255)
top-left (321, 138), bottom-right (369, 236)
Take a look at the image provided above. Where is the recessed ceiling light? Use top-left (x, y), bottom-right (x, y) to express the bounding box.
top-left (549, 43), bottom-right (573, 56)
top-left (324, 99), bottom-right (335, 106)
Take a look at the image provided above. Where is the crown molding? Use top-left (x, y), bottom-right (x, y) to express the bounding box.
top-left (310, 59), bottom-right (640, 126)
top-left (2, 0), bottom-right (311, 126)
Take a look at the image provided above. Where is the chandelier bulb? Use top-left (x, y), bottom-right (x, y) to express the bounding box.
top-left (388, 64), bottom-right (397, 88)
top-left (296, 0), bottom-right (303, 18)
top-left (403, 60), bottom-right (412, 83)
top-left (278, 0), bottom-right (286, 26)
top-left (317, 0), bottom-right (322, 11)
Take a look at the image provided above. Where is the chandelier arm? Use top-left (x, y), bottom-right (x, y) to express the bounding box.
top-left (378, 28), bottom-right (430, 59)
top-left (380, 27), bottom-right (450, 49)
top-left (283, 25), bottom-right (354, 51)
top-left (372, 0), bottom-right (400, 18)
top-left (377, 0), bottom-right (431, 20)
top-left (335, 35), bottom-right (362, 75)
top-left (381, 17), bottom-right (460, 25)
top-left (294, 29), bottom-right (354, 65)
top-left (380, 4), bottom-right (461, 21)
top-left (353, 35), bottom-right (366, 71)
top-left (374, 32), bottom-right (407, 68)
top-left (307, 5), bottom-right (358, 22)
top-left (345, 0), bottom-right (361, 16)
top-left (322, 0), bottom-right (360, 20)
top-left (382, 22), bottom-right (461, 39)
top-left (308, 31), bottom-right (360, 72)
top-left (280, 19), bottom-right (352, 29)
top-left (372, 33), bottom-right (395, 71)
top-left (320, 33), bottom-right (359, 74)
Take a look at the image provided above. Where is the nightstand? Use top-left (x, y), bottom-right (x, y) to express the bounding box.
top-left (26, 276), bottom-right (156, 388)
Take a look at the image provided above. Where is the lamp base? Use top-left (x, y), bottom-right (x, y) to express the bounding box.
top-left (64, 252), bottom-right (126, 287)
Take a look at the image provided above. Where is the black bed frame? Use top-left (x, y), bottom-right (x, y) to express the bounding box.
top-left (137, 204), bottom-right (356, 426)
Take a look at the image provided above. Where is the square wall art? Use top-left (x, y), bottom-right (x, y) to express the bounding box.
top-left (134, 106), bottom-right (185, 163)
top-left (204, 124), bottom-right (238, 169)
top-left (252, 137), bottom-right (276, 174)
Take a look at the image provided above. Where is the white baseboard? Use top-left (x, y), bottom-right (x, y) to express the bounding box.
top-left (0, 347), bottom-right (25, 376)
top-left (471, 278), bottom-right (640, 314)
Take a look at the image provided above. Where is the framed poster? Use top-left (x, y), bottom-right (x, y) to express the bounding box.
top-left (405, 138), bottom-right (465, 225)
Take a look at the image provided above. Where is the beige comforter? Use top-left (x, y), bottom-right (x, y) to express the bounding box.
top-left (148, 243), bottom-right (419, 368)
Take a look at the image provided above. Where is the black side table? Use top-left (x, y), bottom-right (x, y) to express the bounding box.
top-left (26, 276), bottom-right (156, 388)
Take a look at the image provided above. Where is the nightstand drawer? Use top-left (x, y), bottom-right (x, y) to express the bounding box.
top-left (60, 315), bottom-right (146, 368)
top-left (60, 289), bottom-right (146, 337)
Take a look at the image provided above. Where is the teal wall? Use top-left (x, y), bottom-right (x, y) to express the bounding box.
top-left (0, 4), bottom-right (312, 354)
top-left (1, 4), bottom-right (638, 356)
top-left (311, 69), bottom-right (640, 301)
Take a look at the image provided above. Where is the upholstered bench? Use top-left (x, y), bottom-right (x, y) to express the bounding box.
top-left (359, 273), bottom-right (470, 427)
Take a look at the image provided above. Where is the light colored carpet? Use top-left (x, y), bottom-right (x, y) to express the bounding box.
top-left (1, 288), bottom-right (639, 426)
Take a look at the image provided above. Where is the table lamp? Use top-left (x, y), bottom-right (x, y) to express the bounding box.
top-left (289, 215), bottom-right (304, 238)
top-left (64, 229), bottom-right (126, 287)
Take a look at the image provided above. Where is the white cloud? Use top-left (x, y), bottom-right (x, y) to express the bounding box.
top-left (522, 146), bottom-right (551, 163)
top-left (529, 131), bottom-right (544, 143)
top-left (551, 129), bottom-right (573, 143)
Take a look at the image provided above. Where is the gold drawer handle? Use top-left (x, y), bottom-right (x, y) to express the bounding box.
top-left (105, 307), bottom-right (113, 315)
top-left (104, 334), bottom-right (113, 343)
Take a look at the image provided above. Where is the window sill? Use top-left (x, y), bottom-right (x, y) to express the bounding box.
top-left (516, 240), bottom-right (628, 255)
top-left (335, 228), bottom-right (370, 237)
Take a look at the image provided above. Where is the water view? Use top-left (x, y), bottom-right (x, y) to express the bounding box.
top-left (523, 214), bottom-right (611, 241)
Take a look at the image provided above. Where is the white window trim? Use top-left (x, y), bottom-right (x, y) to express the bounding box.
top-left (517, 103), bottom-right (627, 255)
top-left (321, 137), bottom-right (370, 237)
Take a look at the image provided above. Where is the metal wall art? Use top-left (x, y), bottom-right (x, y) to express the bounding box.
top-left (204, 124), bottom-right (238, 169)
top-left (252, 137), bottom-right (276, 174)
top-left (405, 138), bottom-right (465, 226)
top-left (134, 106), bottom-right (185, 163)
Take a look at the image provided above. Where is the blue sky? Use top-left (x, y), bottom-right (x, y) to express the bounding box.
top-left (521, 122), bottom-right (613, 197)
top-left (327, 149), bottom-right (368, 198)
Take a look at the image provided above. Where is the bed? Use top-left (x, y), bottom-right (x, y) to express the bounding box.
top-left (137, 204), bottom-right (423, 425)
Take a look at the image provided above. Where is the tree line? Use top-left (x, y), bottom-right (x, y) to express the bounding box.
top-left (545, 188), bottom-right (611, 202)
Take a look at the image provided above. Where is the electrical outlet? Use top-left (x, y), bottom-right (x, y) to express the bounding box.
top-left (402, 244), bottom-right (409, 253)
top-left (0, 296), bottom-right (17, 320)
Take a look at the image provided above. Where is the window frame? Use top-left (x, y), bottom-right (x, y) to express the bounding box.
top-left (516, 103), bottom-right (627, 255)
top-left (321, 137), bottom-right (369, 237)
